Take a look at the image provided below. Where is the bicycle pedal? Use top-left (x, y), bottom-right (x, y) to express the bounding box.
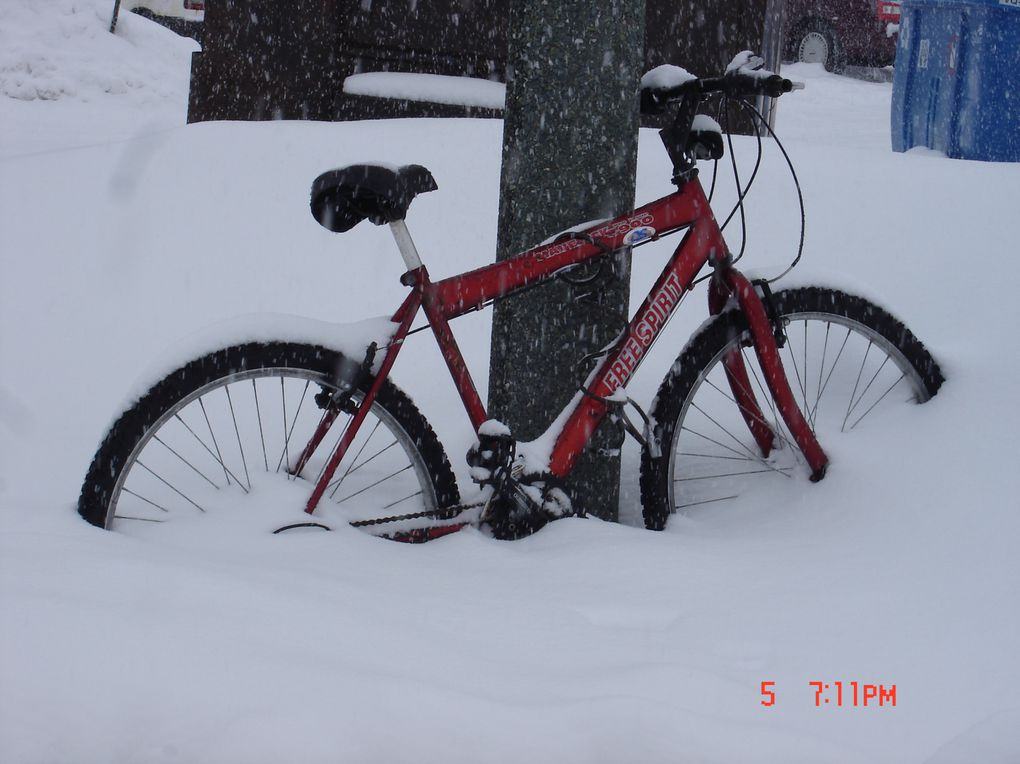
top-left (467, 423), bottom-right (516, 488)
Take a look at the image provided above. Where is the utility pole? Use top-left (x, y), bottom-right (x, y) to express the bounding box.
top-left (488, 0), bottom-right (646, 522)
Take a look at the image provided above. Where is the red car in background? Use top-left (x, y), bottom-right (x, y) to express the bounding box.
top-left (784, 0), bottom-right (901, 72)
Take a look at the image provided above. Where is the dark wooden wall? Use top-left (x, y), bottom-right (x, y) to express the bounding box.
top-left (188, 0), bottom-right (769, 124)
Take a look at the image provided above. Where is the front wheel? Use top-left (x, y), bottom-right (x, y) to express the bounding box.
top-left (639, 287), bottom-right (944, 530)
top-left (78, 342), bottom-right (460, 538)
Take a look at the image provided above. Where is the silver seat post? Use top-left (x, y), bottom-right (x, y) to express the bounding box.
top-left (389, 220), bottom-right (423, 271)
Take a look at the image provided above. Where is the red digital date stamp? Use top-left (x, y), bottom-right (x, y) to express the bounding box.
top-left (760, 681), bottom-right (897, 707)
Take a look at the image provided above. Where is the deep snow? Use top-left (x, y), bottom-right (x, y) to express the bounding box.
top-left (2, 2), bottom-right (1020, 762)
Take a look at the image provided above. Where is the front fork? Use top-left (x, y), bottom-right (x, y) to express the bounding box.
top-left (708, 265), bottom-right (828, 481)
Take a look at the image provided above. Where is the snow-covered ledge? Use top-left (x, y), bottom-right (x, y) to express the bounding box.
top-left (343, 72), bottom-right (507, 110)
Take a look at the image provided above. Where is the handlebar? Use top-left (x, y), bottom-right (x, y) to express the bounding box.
top-left (641, 68), bottom-right (804, 114)
top-left (640, 56), bottom-right (805, 182)
top-left (703, 73), bottom-right (800, 98)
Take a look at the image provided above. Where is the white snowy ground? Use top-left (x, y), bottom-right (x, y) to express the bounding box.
top-left (3, 2), bottom-right (1020, 762)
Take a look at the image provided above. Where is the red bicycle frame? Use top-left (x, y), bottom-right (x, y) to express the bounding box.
top-left (303, 174), bottom-right (827, 516)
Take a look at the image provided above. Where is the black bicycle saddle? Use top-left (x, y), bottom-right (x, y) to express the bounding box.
top-left (310, 163), bottom-right (438, 233)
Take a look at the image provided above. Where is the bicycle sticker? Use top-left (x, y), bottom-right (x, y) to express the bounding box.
top-left (603, 270), bottom-right (685, 391)
top-left (623, 225), bottom-right (656, 246)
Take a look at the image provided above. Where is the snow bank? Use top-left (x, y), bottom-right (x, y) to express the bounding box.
top-left (0, 0), bottom-right (197, 103)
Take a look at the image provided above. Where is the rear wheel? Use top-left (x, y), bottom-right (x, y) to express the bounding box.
top-left (78, 342), bottom-right (460, 539)
top-left (639, 288), bottom-right (943, 530)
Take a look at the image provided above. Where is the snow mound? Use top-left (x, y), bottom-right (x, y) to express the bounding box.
top-left (0, 0), bottom-right (197, 103)
top-left (344, 72), bottom-right (507, 109)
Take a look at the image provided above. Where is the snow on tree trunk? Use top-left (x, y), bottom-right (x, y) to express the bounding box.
top-left (488, 0), bottom-right (645, 522)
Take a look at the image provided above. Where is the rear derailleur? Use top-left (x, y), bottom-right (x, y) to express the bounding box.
top-left (466, 424), bottom-right (574, 540)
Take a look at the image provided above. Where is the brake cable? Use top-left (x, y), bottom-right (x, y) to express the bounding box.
top-left (724, 96), bottom-right (806, 282)
top-left (689, 88), bottom-right (803, 289)
top-left (720, 95), bottom-right (765, 266)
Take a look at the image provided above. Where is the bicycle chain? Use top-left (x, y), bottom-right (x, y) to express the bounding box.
top-left (348, 501), bottom-right (486, 528)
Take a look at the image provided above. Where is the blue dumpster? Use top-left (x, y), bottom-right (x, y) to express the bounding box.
top-left (891, 0), bottom-right (1020, 162)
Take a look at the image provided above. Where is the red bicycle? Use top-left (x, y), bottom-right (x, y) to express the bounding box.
top-left (78, 57), bottom-right (943, 542)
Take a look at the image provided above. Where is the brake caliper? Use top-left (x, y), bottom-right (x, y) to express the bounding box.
top-left (314, 342), bottom-right (378, 413)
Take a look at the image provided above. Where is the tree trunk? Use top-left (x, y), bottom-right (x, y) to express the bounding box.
top-left (488, 0), bottom-right (646, 522)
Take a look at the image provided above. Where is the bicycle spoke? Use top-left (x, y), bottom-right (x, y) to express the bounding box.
top-left (842, 339), bottom-right (874, 432)
top-left (277, 378), bottom-right (288, 472)
top-left (172, 412), bottom-right (249, 492)
top-left (675, 467), bottom-right (791, 482)
top-left (383, 490), bottom-right (424, 510)
top-left (112, 514), bottom-right (166, 523)
top-left (199, 397), bottom-right (231, 487)
top-left (120, 486), bottom-right (171, 513)
top-left (690, 402), bottom-right (763, 459)
top-left (676, 451), bottom-right (757, 462)
top-left (135, 461), bottom-right (206, 513)
top-left (704, 375), bottom-right (782, 437)
top-left (675, 494), bottom-right (740, 510)
top-left (326, 420), bottom-right (386, 498)
top-left (681, 425), bottom-right (758, 461)
top-left (225, 386), bottom-right (251, 491)
top-left (327, 439), bottom-right (401, 498)
top-left (276, 380), bottom-right (311, 477)
top-left (844, 354), bottom-right (891, 423)
top-left (811, 321), bottom-right (832, 430)
top-left (688, 402), bottom-right (791, 477)
top-left (784, 329), bottom-right (810, 430)
top-left (803, 319), bottom-right (810, 420)
top-left (152, 435), bottom-right (221, 490)
top-left (848, 372), bottom-right (905, 430)
top-left (252, 379), bottom-right (269, 472)
top-left (703, 375), bottom-right (739, 405)
top-left (781, 323), bottom-right (808, 416)
top-left (809, 325), bottom-right (853, 427)
top-left (708, 359), bottom-right (797, 454)
top-left (334, 463), bottom-right (415, 505)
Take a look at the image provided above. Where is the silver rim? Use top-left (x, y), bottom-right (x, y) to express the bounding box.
top-left (798, 31), bottom-right (830, 65)
top-left (107, 367), bottom-right (439, 533)
top-left (667, 312), bottom-right (930, 513)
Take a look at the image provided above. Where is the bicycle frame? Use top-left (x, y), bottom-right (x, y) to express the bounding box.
top-left (302, 173), bottom-right (827, 516)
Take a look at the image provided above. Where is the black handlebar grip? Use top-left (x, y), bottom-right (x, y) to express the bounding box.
top-left (639, 71), bottom-right (798, 114)
top-left (727, 73), bottom-right (794, 98)
top-left (761, 75), bottom-right (795, 98)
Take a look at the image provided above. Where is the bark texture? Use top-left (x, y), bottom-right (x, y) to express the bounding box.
top-left (488, 0), bottom-right (646, 521)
